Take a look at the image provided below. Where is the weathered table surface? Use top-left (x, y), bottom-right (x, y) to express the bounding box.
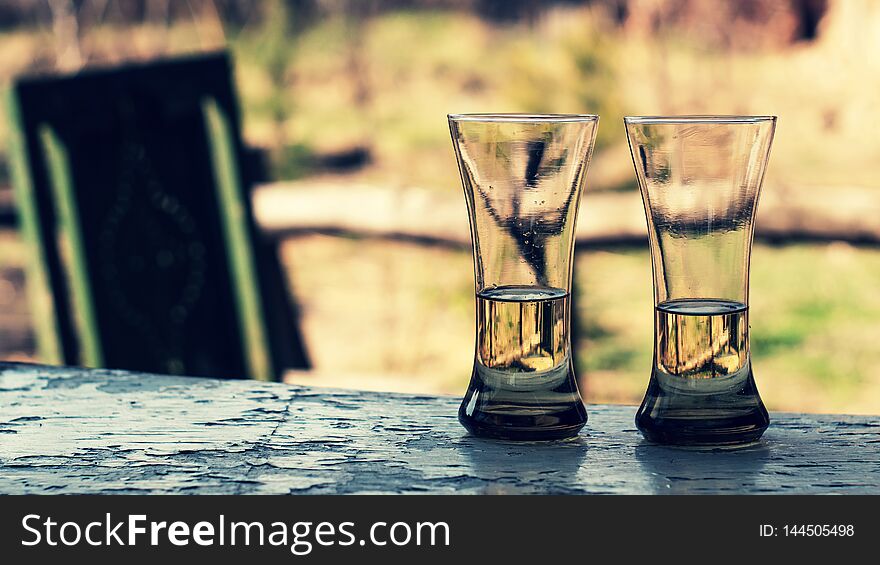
top-left (1, 362), bottom-right (878, 494)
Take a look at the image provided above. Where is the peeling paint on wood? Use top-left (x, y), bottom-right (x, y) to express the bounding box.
top-left (1, 362), bottom-right (878, 494)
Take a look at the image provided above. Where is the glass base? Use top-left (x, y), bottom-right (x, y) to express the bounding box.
top-left (635, 363), bottom-right (769, 446)
top-left (458, 362), bottom-right (587, 441)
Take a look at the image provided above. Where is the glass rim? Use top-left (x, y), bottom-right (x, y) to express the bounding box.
top-left (448, 113), bottom-right (599, 123)
top-left (624, 115), bottom-right (777, 125)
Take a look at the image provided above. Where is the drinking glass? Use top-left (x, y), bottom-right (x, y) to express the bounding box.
top-left (625, 115), bottom-right (776, 446)
top-left (449, 113), bottom-right (599, 440)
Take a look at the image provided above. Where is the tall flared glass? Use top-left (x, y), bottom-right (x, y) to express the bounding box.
top-left (448, 113), bottom-right (599, 440)
top-left (625, 115), bottom-right (776, 446)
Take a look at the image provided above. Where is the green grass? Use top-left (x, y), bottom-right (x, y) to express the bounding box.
top-left (577, 243), bottom-right (880, 413)
top-left (281, 235), bottom-right (880, 415)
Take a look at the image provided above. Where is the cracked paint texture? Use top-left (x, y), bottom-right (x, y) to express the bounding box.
top-left (1, 363), bottom-right (879, 494)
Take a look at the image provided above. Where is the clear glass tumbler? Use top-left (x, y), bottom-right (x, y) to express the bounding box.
top-left (625, 115), bottom-right (776, 446)
top-left (449, 113), bottom-right (599, 440)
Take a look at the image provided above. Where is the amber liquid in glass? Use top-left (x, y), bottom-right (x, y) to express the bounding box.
top-left (459, 286), bottom-right (586, 440)
top-left (656, 299), bottom-right (748, 379)
top-left (636, 299), bottom-right (768, 446)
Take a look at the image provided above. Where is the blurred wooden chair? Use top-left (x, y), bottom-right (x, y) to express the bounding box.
top-left (6, 51), bottom-right (309, 380)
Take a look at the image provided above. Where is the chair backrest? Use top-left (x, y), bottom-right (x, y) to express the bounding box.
top-left (7, 52), bottom-right (308, 380)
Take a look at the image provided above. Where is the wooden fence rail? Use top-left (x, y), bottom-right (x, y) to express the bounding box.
top-left (2, 182), bottom-right (878, 247)
top-left (254, 182), bottom-right (880, 247)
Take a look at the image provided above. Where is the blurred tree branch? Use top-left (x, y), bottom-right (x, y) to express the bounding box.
top-left (48, 0), bottom-right (82, 71)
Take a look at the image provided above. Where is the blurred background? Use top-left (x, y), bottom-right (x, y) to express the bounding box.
top-left (0, 0), bottom-right (878, 414)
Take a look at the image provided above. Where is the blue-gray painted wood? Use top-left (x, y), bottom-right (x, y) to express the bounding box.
top-left (1, 362), bottom-right (878, 494)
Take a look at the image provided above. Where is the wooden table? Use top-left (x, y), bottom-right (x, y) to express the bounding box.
top-left (1, 363), bottom-right (878, 494)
